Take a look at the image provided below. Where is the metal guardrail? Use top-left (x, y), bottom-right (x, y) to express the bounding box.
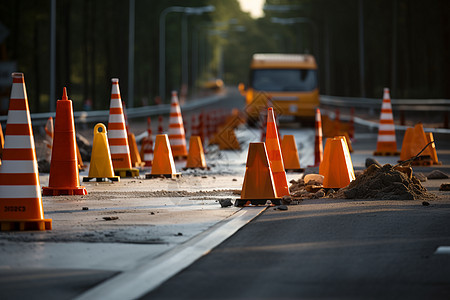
top-left (0, 93), bottom-right (225, 126)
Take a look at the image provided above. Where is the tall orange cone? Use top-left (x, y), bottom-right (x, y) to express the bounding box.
top-left (281, 135), bottom-right (303, 172)
top-left (145, 134), bottom-right (180, 178)
top-left (319, 136), bottom-right (355, 189)
top-left (43, 117), bottom-right (53, 162)
top-left (83, 123), bottom-right (120, 182)
top-left (168, 91), bottom-right (188, 159)
top-left (0, 73), bottom-right (52, 230)
top-left (311, 108), bottom-right (323, 167)
top-left (265, 107), bottom-right (289, 197)
top-left (140, 117), bottom-right (154, 167)
top-left (42, 88), bottom-right (87, 196)
top-left (107, 78), bottom-right (139, 177)
top-left (374, 88), bottom-right (400, 156)
top-left (184, 136), bottom-right (208, 170)
top-left (235, 142), bottom-right (280, 207)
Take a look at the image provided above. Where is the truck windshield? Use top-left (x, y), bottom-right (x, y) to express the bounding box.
top-left (251, 69), bottom-right (317, 92)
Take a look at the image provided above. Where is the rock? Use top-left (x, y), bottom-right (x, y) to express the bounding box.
top-left (312, 189), bottom-right (326, 199)
top-left (103, 216), bottom-right (119, 221)
top-left (427, 170), bottom-right (449, 180)
top-left (82, 207), bottom-right (89, 210)
top-left (304, 174), bottom-right (324, 185)
top-left (276, 205), bottom-right (288, 211)
top-left (422, 201), bottom-right (430, 206)
top-left (219, 199), bottom-right (233, 207)
top-left (365, 158), bottom-right (382, 168)
top-left (281, 195), bottom-right (292, 205)
top-left (440, 183), bottom-right (450, 191)
top-left (305, 184), bottom-right (323, 193)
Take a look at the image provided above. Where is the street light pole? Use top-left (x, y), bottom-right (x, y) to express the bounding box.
top-left (128, 0), bottom-right (135, 107)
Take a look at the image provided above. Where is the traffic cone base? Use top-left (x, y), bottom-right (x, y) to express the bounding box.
top-left (236, 142), bottom-right (280, 207)
top-left (281, 135), bottom-right (304, 172)
top-left (43, 88), bottom-right (87, 196)
top-left (83, 124), bottom-right (120, 183)
top-left (183, 136), bottom-right (209, 170)
top-left (145, 134), bottom-right (180, 179)
top-left (0, 73), bottom-right (52, 230)
top-left (319, 137), bottom-right (355, 189)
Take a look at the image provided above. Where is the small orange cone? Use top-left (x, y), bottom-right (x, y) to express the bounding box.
top-left (374, 88), bottom-right (400, 156)
top-left (235, 142), bottom-right (280, 207)
top-left (140, 117), bottom-right (154, 167)
top-left (399, 123), bottom-right (433, 166)
top-left (42, 88), bottom-right (87, 196)
top-left (319, 136), bottom-right (355, 189)
top-left (145, 134), bottom-right (180, 178)
top-left (425, 132), bottom-right (441, 165)
top-left (281, 135), bottom-right (304, 172)
top-left (107, 78), bottom-right (139, 177)
top-left (311, 108), bottom-right (323, 167)
top-left (0, 73), bottom-right (52, 230)
top-left (265, 107), bottom-right (289, 197)
top-left (184, 136), bottom-right (208, 170)
top-left (43, 117), bottom-right (53, 162)
top-left (83, 123), bottom-right (120, 182)
top-left (168, 91), bottom-right (188, 159)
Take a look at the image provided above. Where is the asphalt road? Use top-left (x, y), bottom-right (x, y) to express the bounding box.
top-left (143, 196), bottom-right (450, 300)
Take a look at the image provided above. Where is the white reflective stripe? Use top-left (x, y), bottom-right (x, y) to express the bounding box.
top-left (143, 154), bottom-right (153, 160)
top-left (377, 135), bottom-right (396, 142)
top-left (109, 99), bottom-right (122, 108)
top-left (110, 145), bottom-right (130, 154)
top-left (171, 105), bottom-right (181, 115)
top-left (0, 160), bottom-right (38, 173)
top-left (169, 139), bottom-right (186, 146)
top-left (379, 124), bottom-right (395, 131)
top-left (109, 114), bottom-right (125, 123)
top-left (108, 130), bottom-right (127, 139)
top-left (6, 110), bottom-right (29, 124)
top-left (381, 102), bottom-right (392, 110)
top-left (0, 185), bottom-right (40, 198)
top-left (10, 83), bottom-right (26, 99)
top-left (4, 135), bottom-right (35, 149)
top-left (169, 116), bottom-right (182, 124)
top-left (111, 84), bottom-right (120, 95)
top-left (168, 128), bottom-right (185, 136)
top-left (380, 113), bottom-right (393, 120)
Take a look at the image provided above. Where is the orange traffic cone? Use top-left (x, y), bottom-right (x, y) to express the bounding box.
top-left (281, 135), bottom-right (304, 172)
top-left (83, 123), bottom-right (120, 182)
top-left (184, 136), bottom-right (208, 170)
top-left (265, 107), bottom-right (289, 197)
top-left (43, 117), bottom-right (53, 162)
top-left (399, 123), bottom-right (433, 166)
top-left (319, 136), bottom-right (355, 189)
top-left (140, 117), bottom-right (154, 167)
top-left (311, 108), bottom-right (323, 167)
top-left (374, 88), bottom-right (400, 156)
top-left (42, 88), bottom-right (87, 196)
top-left (235, 142), bottom-right (280, 207)
top-left (168, 91), bottom-right (188, 159)
top-left (425, 132), bottom-right (441, 165)
top-left (107, 78), bottom-right (139, 177)
top-left (0, 73), bottom-right (52, 230)
top-left (76, 142), bottom-right (85, 170)
top-left (0, 122), bottom-right (4, 166)
top-left (123, 101), bottom-right (144, 168)
top-left (145, 134), bottom-right (181, 178)
top-left (399, 128), bottom-right (414, 162)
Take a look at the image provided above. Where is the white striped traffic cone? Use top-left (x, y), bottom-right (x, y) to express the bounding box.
top-left (43, 117), bottom-right (53, 162)
top-left (374, 88), bottom-right (400, 156)
top-left (0, 73), bottom-right (51, 231)
top-left (168, 91), bottom-right (188, 159)
top-left (140, 117), bottom-right (154, 167)
top-left (107, 78), bottom-right (139, 177)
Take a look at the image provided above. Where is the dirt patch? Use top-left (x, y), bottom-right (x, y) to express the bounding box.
top-left (331, 164), bottom-right (436, 200)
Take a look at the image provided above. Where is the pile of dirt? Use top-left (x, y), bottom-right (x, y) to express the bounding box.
top-left (287, 177), bottom-right (327, 202)
top-left (331, 164), bottom-right (436, 200)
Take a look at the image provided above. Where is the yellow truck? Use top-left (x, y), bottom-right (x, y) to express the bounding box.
top-left (240, 53), bottom-right (319, 126)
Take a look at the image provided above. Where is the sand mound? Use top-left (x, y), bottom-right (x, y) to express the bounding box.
top-left (332, 164), bottom-right (435, 200)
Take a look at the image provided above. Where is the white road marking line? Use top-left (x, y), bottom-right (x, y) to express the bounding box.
top-left (435, 246), bottom-right (450, 254)
top-left (75, 206), bottom-right (267, 300)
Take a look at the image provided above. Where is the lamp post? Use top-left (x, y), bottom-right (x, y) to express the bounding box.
top-left (159, 5), bottom-right (214, 103)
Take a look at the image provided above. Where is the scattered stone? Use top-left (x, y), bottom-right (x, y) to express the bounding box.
top-left (422, 201), bottom-right (430, 206)
top-left (219, 199), bottom-right (233, 207)
top-left (176, 232), bottom-right (183, 236)
top-left (313, 189), bottom-right (326, 199)
top-left (304, 174), bottom-right (324, 185)
top-left (365, 158), bottom-right (382, 168)
top-left (276, 205), bottom-right (288, 211)
top-left (232, 178), bottom-right (237, 181)
top-left (281, 195), bottom-right (292, 205)
top-left (150, 212), bottom-right (155, 215)
top-left (440, 183), bottom-right (450, 191)
top-left (202, 175), bottom-right (208, 179)
top-left (427, 170), bottom-right (449, 180)
top-left (103, 216), bottom-right (119, 221)
top-left (82, 207), bottom-right (89, 210)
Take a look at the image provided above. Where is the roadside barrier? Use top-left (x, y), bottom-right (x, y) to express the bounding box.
top-left (281, 135), bottom-right (304, 172)
top-left (168, 91), bottom-right (188, 159)
top-left (107, 78), bottom-right (139, 177)
top-left (319, 136), bottom-right (355, 189)
top-left (145, 134), bottom-right (180, 178)
top-left (374, 88), bottom-right (400, 156)
top-left (265, 107), bottom-right (289, 197)
top-left (42, 88), bottom-right (87, 196)
top-left (0, 72), bottom-right (52, 231)
top-left (235, 142), bottom-right (279, 207)
top-left (83, 123), bottom-right (119, 182)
